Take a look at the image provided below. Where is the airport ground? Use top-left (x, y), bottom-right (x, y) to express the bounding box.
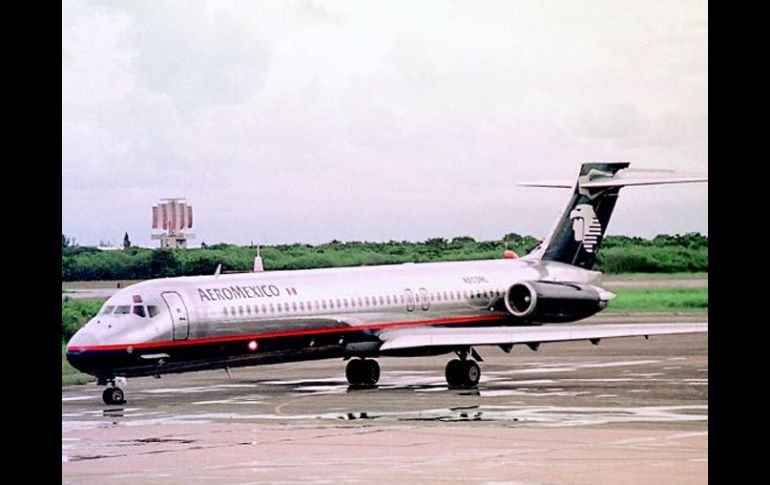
top-left (62, 311), bottom-right (707, 484)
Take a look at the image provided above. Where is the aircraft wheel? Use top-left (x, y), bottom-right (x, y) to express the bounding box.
top-left (446, 359), bottom-right (480, 388)
top-left (346, 359), bottom-right (364, 385)
top-left (445, 359), bottom-right (464, 388)
top-left (346, 359), bottom-right (379, 387)
top-left (463, 360), bottom-right (481, 387)
top-left (362, 359), bottom-right (380, 386)
top-left (102, 387), bottom-right (126, 405)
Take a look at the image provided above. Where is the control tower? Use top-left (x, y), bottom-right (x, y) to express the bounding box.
top-left (151, 198), bottom-right (195, 249)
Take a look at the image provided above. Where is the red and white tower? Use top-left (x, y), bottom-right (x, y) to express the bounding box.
top-left (151, 198), bottom-right (195, 249)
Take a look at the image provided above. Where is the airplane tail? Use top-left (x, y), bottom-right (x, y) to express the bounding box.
top-left (522, 162), bottom-right (707, 269)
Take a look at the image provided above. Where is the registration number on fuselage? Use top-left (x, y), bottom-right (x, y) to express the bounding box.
top-left (461, 276), bottom-right (489, 284)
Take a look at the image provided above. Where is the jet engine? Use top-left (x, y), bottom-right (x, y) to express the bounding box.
top-left (503, 281), bottom-right (613, 323)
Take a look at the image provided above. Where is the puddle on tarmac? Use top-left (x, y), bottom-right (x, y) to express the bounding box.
top-left (63, 361), bottom-right (707, 431)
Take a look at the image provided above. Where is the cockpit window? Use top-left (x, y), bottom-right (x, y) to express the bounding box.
top-left (147, 306), bottom-right (160, 318)
top-left (100, 305), bottom-right (115, 315)
top-left (132, 306), bottom-right (146, 318)
top-left (115, 306), bottom-right (131, 314)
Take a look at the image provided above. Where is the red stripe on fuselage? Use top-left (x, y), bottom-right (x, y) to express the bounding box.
top-left (67, 314), bottom-right (507, 352)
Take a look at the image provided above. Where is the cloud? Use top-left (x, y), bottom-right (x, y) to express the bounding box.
top-left (62, 0), bottom-right (707, 246)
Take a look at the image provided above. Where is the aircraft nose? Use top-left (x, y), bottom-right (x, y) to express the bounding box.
top-left (67, 329), bottom-right (100, 348)
top-left (66, 330), bottom-right (103, 375)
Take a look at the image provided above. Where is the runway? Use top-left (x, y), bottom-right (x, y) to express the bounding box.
top-left (62, 313), bottom-right (707, 484)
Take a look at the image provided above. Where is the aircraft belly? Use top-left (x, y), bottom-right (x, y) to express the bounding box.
top-left (68, 309), bottom-right (509, 379)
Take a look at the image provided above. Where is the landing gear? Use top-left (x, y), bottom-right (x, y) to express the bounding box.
top-left (101, 377), bottom-right (127, 405)
top-left (445, 359), bottom-right (481, 388)
top-left (346, 358), bottom-right (380, 387)
top-left (102, 386), bottom-right (125, 405)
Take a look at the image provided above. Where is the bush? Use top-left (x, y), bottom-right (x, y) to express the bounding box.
top-left (62, 299), bottom-right (104, 342)
top-left (61, 233), bottom-right (708, 280)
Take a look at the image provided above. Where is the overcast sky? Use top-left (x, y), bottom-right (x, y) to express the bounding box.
top-left (62, 0), bottom-right (707, 248)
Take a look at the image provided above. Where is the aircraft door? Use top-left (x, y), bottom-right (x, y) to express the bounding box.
top-left (162, 291), bottom-right (190, 340)
top-left (419, 288), bottom-right (430, 311)
top-left (404, 289), bottom-right (415, 312)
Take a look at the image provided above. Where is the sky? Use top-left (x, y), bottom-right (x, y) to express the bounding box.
top-left (62, 0), bottom-right (708, 248)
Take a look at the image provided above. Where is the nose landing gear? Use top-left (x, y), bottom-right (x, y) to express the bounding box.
top-left (101, 377), bottom-right (127, 405)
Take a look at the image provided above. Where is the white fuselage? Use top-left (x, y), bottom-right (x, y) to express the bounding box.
top-left (66, 258), bottom-right (602, 378)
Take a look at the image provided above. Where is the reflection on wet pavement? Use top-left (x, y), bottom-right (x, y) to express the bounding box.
top-left (63, 355), bottom-right (708, 432)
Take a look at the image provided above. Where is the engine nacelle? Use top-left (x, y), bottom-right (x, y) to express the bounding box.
top-left (504, 281), bottom-right (610, 323)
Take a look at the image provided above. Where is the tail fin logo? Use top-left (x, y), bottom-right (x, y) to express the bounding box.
top-left (570, 204), bottom-right (602, 253)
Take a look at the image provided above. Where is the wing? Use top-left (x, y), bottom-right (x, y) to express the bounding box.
top-left (378, 323), bottom-right (707, 351)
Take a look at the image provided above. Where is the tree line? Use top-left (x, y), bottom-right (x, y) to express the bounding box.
top-left (61, 232), bottom-right (707, 281)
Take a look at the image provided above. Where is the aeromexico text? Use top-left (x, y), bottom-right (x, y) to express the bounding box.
top-left (197, 284), bottom-right (284, 302)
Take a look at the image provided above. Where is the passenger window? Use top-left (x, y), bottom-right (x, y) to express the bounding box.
top-left (299, 302), bottom-right (305, 311)
top-left (223, 308), bottom-right (229, 316)
top-left (261, 304), bottom-right (266, 313)
top-left (115, 306), bottom-right (131, 314)
top-left (101, 305), bottom-right (115, 315)
top-left (147, 306), bottom-right (160, 318)
top-left (379, 296), bottom-right (384, 305)
top-left (269, 303), bottom-right (275, 313)
top-left (132, 306), bottom-right (146, 318)
top-left (292, 302), bottom-right (297, 311)
top-left (238, 306), bottom-right (244, 315)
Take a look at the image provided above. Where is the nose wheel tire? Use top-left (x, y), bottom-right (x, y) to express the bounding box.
top-left (346, 359), bottom-right (380, 387)
top-left (446, 359), bottom-right (480, 388)
top-left (102, 387), bottom-right (126, 405)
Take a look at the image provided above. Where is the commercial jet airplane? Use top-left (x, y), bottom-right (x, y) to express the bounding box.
top-left (66, 162), bottom-right (708, 405)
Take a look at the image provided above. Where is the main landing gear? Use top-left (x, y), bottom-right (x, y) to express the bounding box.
top-left (445, 349), bottom-right (481, 389)
top-left (445, 359), bottom-right (480, 388)
top-left (346, 358), bottom-right (380, 387)
top-left (101, 378), bottom-right (127, 405)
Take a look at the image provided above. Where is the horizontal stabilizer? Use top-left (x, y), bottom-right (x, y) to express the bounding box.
top-left (379, 322), bottom-right (707, 351)
top-left (518, 180), bottom-right (574, 189)
top-left (520, 167), bottom-right (708, 190)
top-left (520, 163), bottom-right (708, 269)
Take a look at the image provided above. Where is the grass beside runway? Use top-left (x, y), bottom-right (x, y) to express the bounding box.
top-left (606, 288), bottom-right (708, 312)
top-left (603, 272), bottom-right (708, 281)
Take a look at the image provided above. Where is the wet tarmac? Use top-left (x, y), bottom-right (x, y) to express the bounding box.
top-left (62, 314), bottom-right (707, 484)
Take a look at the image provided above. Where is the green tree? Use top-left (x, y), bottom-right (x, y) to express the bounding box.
top-left (150, 249), bottom-right (180, 277)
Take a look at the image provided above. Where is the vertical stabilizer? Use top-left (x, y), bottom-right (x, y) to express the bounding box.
top-left (522, 162), bottom-right (707, 269)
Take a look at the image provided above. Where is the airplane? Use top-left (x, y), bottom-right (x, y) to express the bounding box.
top-left (66, 162), bottom-right (708, 405)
